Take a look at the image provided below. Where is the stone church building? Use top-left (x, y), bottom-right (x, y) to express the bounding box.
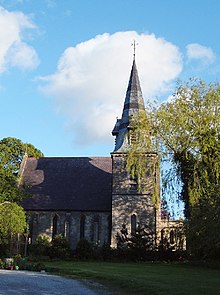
top-left (19, 57), bottom-right (181, 250)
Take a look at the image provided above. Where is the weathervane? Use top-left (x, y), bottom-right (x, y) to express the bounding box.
top-left (131, 40), bottom-right (138, 60)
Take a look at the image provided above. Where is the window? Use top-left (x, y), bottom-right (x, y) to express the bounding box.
top-left (93, 215), bottom-right (100, 244)
top-left (170, 230), bottom-right (175, 245)
top-left (80, 215), bottom-right (86, 239)
top-left (131, 214), bottom-right (137, 234)
top-left (52, 214), bottom-right (58, 238)
top-left (161, 229), bottom-right (165, 244)
top-left (130, 173), bottom-right (138, 192)
top-left (107, 214), bottom-right (112, 244)
top-left (64, 221), bottom-right (70, 240)
top-left (129, 132), bottom-right (137, 145)
top-left (28, 215), bottom-right (34, 243)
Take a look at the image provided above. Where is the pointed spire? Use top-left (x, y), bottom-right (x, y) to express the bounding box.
top-left (112, 58), bottom-right (146, 152)
top-left (132, 40), bottom-right (138, 61)
top-left (122, 58), bottom-right (145, 119)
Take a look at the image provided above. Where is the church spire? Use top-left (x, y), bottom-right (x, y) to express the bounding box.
top-left (112, 57), bottom-right (145, 152)
top-left (132, 40), bottom-right (137, 60)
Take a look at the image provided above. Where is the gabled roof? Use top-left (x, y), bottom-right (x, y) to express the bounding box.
top-left (21, 157), bottom-right (112, 212)
top-left (112, 59), bottom-right (145, 152)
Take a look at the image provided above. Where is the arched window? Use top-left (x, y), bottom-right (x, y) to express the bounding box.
top-left (130, 175), bottom-right (138, 191)
top-left (93, 215), bottom-right (100, 244)
top-left (80, 214), bottom-right (86, 239)
top-left (170, 230), bottom-right (175, 245)
top-left (64, 221), bottom-right (70, 240)
top-left (107, 214), bottom-right (112, 244)
top-left (52, 214), bottom-right (58, 239)
top-left (27, 215), bottom-right (33, 243)
top-left (131, 214), bottom-right (137, 234)
top-left (161, 229), bottom-right (165, 244)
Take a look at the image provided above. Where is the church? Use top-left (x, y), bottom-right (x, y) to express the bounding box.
top-left (19, 56), bottom-right (181, 250)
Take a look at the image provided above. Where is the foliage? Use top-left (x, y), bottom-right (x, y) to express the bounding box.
top-left (0, 169), bottom-right (26, 203)
top-left (129, 223), bottom-right (155, 251)
top-left (156, 79), bottom-right (220, 258)
top-left (158, 224), bottom-right (186, 261)
top-left (0, 259), bottom-right (4, 269)
top-left (28, 235), bottom-right (51, 257)
top-left (0, 137), bottom-right (44, 203)
top-left (99, 242), bottom-right (113, 261)
top-left (127, 79), bottom-right (220, 258)
top-left (32, 262), bottom-right (46, 271)
top-left (0, 202), bottom-right (28, 255)
top-left (126, 111), bottom-right (160, 206)
top-left (91, 241), bottom-right (113, 261)
top-left (155, 79), bottom-right (220, 215)
top-left (0, 137), bottom-right (43, 174)
top-left (28, 234), bottom-right (72, 259)
top-left (116, 223), bottom-right (156, 261)
top-left (0, 202), bottom-right (28, 239)
top-left (76, 238), bottom-right (94, 260)
top-left (49, 234), bottom-right (71, 259)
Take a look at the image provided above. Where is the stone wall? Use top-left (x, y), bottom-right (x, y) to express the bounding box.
top-left (156, 218), bottom-right (186, 250)
top-left (27, 211), bottom-right (111, 249)
top-left (111, 153), bottom-right (159, 247)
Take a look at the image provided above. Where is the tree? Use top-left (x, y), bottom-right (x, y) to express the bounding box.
top-left (0, 137), bottom-right (43, 175)
top-left (155, 79), bottom-right (219, 217)
top-left (0, 169), bottom-right (25, 203)
top-left (127, 79), bottom-right (220, 258)
top-left (116, 223), bottom-right (156, 261)
top-left (0, 137), bottom-right (43, 254)
top-left (126, 110), bottom-right (160, 206)
top-left (0, 202), bottom-right (28, 255)
top-left (0, 137), bottom-right (44, 203)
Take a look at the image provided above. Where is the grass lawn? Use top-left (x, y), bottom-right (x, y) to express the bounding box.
top-left (44, 260), bottom-right (220, 295)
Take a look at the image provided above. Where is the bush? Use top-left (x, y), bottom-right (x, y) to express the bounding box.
top-left (0, 259), bottom-right (4, 269)
top-left (33, 262), bottom-right (46, 271)
top-left (28, 235), bottom-right (51, 257)
top-left (49, 234), bottom-right (71, 259)
top-left (76, 239), bottom-right (93, 260)
top-left (100, 242), bottom-right (113, 261)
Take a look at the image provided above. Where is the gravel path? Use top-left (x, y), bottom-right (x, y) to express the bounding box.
top-left (0, 270), bottom-right (111, 295)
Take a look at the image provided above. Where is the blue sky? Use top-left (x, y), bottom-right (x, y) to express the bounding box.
top-left (0, 0), bottom-right (219, 157)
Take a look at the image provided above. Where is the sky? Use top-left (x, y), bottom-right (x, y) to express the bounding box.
top-left (0, 0), bottom-right (220, 157)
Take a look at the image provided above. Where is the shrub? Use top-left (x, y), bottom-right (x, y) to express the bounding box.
top-left (76, 239), bottom-right (93, 260)
top-left (49, 234), bottom-right (71, 259)
top-left (99, 242), bottom-right (112, 261)
top-left (0, 259), bottom-right (4, 269)
top-left (33, 262), bottom-right (46, 271)
top-left (28, 235), bottom-right (51, 257)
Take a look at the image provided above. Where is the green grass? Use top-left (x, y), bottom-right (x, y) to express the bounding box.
top-left (44, 260), bottom-right (220, 295)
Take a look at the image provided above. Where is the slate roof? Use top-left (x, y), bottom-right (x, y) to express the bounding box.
top-left (21, 157), bottom-right (112, 212)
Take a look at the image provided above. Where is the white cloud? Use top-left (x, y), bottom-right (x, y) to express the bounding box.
top-left (0, 6), bottom-right (39, 73)
top-left (186, 43), bottom-right (215, 63)
top-left (40, 31), bottom-right (183, 146)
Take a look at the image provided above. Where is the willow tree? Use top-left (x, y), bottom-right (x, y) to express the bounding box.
top-left (127, 79), bottom-right (220, 258)
top-left (126, 110), bottom-right (159, 197)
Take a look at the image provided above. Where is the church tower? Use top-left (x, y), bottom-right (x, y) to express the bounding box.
top-left (111, 56), bottom-right (160, 247)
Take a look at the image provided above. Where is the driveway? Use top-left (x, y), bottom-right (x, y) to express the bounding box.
top-left (0, 270), bottom-right (111, 295)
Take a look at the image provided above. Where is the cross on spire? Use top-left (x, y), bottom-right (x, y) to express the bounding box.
top-left (131, 40), bottom-right (138, 60)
